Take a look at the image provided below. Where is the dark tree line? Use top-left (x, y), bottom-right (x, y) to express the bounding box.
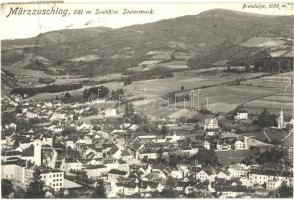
top-left (255, 57), bottom-right (293, 73)
top-left (82, 86), bottom-right (110, 100)
top-left (11, 83), bottom-right (82, 97)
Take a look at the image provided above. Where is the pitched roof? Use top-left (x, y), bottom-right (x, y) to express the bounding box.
top-left (108, 169), bottom-right (127, 175)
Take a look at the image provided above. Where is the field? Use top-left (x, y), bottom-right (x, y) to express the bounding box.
top-left (127, 71), bottom-right (293, 117)
top-left (243, 72), bottom-right (293, 115)
top-left (216, 150), bottom-right (250, 166)
top-left (159, 60), bottom-right (190, 70)
top-left (16, 69), bottom-right (293, 119)
top-left (124, 72), bottom-right (265, 98)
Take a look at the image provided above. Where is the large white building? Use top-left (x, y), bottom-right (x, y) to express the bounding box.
top-left (1, 162), bottom-right (64, 191)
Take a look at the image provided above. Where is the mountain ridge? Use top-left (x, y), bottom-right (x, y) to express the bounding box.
top-left (1, 9), bottom-right (293, 76)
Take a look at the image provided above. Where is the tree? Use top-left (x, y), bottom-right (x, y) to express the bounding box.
top-left (191, 148), bottom-right (218, 167)
top-left (25, 168), bottom-right (45, 198)
top-left (159, 188), bottom-right (177, 198)
top-left (76, 170), bottom-right (88, 184)
top-left (256, 109), bottom-right (277, 128)
top-left (125, 102), bottom-right (134, 119)
top-left (161, 125), bottom-right (169, 136)
top-left (181, 85), bottom-right (185, 92)
top-left (64, 92), bottom-right (71, 102)
top-left (15, 104), bottom-right (22, 113)
top-left (256, 148), bottom-right (286, 165)
top-left (1, 179), bottom-right (13, 198)
top-left (276, 181), bottom-right (293, 198)
top-left (14, 186), bottom-right (26, 198)
top-left (92, 179), bottom-right (107, 198)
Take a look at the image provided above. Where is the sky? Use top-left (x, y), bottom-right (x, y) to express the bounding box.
top-left (1, 2), bottom-right (293, 40)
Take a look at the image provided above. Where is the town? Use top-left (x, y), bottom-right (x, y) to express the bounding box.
top-left (1, 5), bottom-right (294, 199)
top-left (1, 85), bottom-right (293, 198)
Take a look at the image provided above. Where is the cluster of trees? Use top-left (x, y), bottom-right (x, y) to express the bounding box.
top-left (191, 148), bottom-right (219, 167)
top-left (255, 109), bottom-right (277, 128)
top-left (92, 179), bottom-right (107, 198)
top-left (38, 77), bottom-right (55, 84)
top-left (165, 93), bottom-right (191, 104)
top-left (82, 86), bottom-right (109, 101)
top-left (110, 88), bottom-right (124, 100)
top-left (276, 181), bottom-right (293, 198)
top-left (242, 146), bottom-right (289, 165)
top-left (152, 147), bottom-right (218, 168)
top-left (255, 57), bottom-right (293, 73)
top-left (11, 83), bottom-right (82, 97)
top-left (124, 102), bottom-right (147, 124)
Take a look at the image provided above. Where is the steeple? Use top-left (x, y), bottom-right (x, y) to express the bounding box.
top-left (280, 107), bottom-right (284, 117)
top-left (277, 107), bottom-right (285, 129)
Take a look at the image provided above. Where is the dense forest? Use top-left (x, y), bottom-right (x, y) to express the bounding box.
top-left (254, 57), bottom-right (293, 73)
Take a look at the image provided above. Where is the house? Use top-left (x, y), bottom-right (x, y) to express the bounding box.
top-left (171, 168), bottom-right (184, 179)
top-left (216, 171), bottom-right (231, 180)
top-left (203, 140), bottom-right (210, 150)
top-left (234, 110), bottom-right (248, 121)
top-left (266, 179), bottom-right (282, 191)
top-left (216, 142), bottom-right (231, 151)
top-left (165, 134), bottom-right (184, 143)
top-left (234, 140), bottom-right (246, 150)
top-left (196, 167), bottom-right (216, 182)
top-left (103, 159), bottom-right (129, 173)
top-left (115, 182), bottom-right (139, 196)
top-left (84, 165), bottom-right (108, 178)
top-left (61, 159), bottom-right (83, 173)
top-left (205, 129), bottom-right (220, 137)
top-left (249, 168), bottom-right (293, 186)
top-left (239, 176), bottom-right (253, 188)
top-left (104, 108), bottom-right (118, 117)
top-left (204, 118), bottom-right (219, 130)
top-left (108, 169), bottom-right (128, 182)
top-left (228, 164), bottom-right (250, 178)
top-left (140, 181), bottom-right (165, 193)
top-left (136, 146), bottom-right (159, 160)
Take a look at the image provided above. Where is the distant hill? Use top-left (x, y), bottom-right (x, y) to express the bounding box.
top-left (2, 9), bottom-right (293, 76)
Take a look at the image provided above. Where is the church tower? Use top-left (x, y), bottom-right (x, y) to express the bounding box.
top-left (277, 108), bottom-right (285, 129)
top-left (33, 139), bottom-right (42, 166)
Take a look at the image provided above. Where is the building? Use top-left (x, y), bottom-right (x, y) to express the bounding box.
top-left (61, 159), bottom-right (83, 173)
top-left (216, 142), bottom-right (231, 151)
top-left (228, 164), bottom-right (250, 178)
top-left (104, 108), bottom-right (118, 117)
top-left (234, 110), bottom-right (248, 121)
top-left (249, 169), bottom-right (293, 186)
top-left (39, 168), bottom-right (64, 191)
top-left (108, 169), bottom-right (128, 182)
top-left (84, 165), bottom-right (108, 179)
top-left (204, 118), bottom-right (219, 130)
top-left (1, 162), bottom-right (64, 191)
top-left (277, 108), bottom-right (286, 129)
top-left (234, 140), bottom-right (245, 150)
top-left (196, 167), bottom-right (216, 182)
top-left (266, 179), bottom-right (282, 191)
